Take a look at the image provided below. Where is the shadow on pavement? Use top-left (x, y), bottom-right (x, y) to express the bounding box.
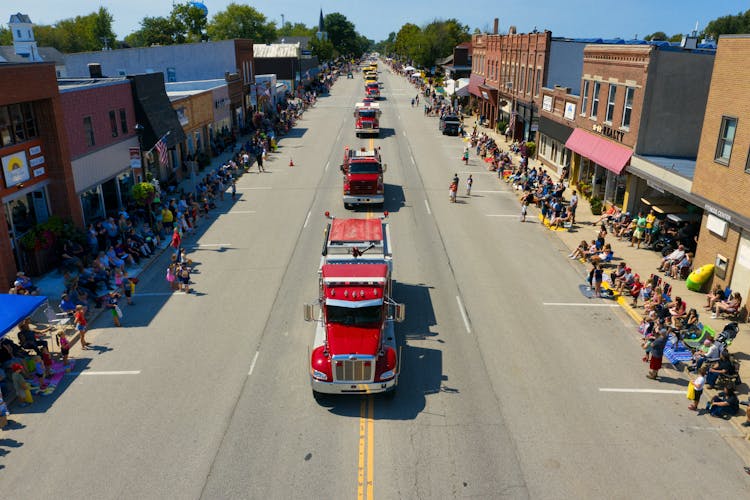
top-left (378, 127), bottom-right (396, 139)
top-left (9, 358), bottom-right (92, 415)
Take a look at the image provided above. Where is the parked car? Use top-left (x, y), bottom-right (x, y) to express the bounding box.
top-left (439, 114), bottom-right (461, 136)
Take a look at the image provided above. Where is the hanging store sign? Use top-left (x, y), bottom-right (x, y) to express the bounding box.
top-left (129, 147), bottom-right (142, 169)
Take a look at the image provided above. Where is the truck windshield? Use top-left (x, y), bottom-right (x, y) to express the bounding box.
top-left (326, 305), bottom-right (382, 326)
top-left (349, 162), bottom-right (380, 174)
top-left (358, 110), bottom-right (377, 118)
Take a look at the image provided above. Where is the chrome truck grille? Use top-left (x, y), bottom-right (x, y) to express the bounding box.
top-left (333, 357), bottom-right (374, 382)
top-left (350, 180), bottom-right (375, 195)
top-left (361, 122), bottom-right (373, 129)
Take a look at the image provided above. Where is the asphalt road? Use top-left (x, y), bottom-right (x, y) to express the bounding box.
top-left (2, 67), bottom-right (750, 499)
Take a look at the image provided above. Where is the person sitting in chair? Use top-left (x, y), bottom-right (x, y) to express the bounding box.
top-left (711, 292), bottom-right (742, 319)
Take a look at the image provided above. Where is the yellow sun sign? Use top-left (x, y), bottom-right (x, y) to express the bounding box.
top-left (2, 151), bottom-right (30, 188)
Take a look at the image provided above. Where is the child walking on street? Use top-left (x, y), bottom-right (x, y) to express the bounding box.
top-left (74, 304), bottom-right (89, 349)
top-left (466, 175), bottom-right (473, 196)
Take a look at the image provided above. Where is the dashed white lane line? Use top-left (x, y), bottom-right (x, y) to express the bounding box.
top-left (325, 161), bottom-right (330, 171)
top-left (410, 154), bottom-right (415, 165)
top-left (543, 302), bottom-right (620, 307)
top-left (304, 210), bottom-right (311, 228)
top-left (599, 388), bottom-right (686, 394)
top-left (456, 295), bottom-right (471, 333)
top-left (402, 130), bottom-right (406, 137)
top-left (248, 351), bottom-right (260, 376)
top-left (69, 371), bottom-right (141, 376)
top-left (424, 199), bottom-right (432, 215)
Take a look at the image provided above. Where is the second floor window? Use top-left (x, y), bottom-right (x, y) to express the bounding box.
top-left (622, 87), bottom-right (635, 128)
top-left (109, 110), bottom-right (118, 137)
top-left (581, 81), bottom-right (589, 116)
top-left (119, 108), bottom-right (128, 134)
top-left (84, 116), bottom-right (95, 147)
top-left (605, 84), bottom-right (617, 123)
top-left (591, 82), bottom-right (601, 119)
top-left (715, 116), bottom-right (737, 164)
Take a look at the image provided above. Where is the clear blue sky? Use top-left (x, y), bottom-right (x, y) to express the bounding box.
top-left (2, 0), bottom-right (748, 42)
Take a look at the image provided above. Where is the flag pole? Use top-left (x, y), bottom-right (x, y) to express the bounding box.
top-left (144, 130), bottom-right (171, 157)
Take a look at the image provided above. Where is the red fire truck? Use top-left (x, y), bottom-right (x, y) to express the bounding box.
top-left (340, 146), bottom-right (386, 209)
top-left (354, 102), bottom-right (381, 137)
top-left (304, 213), bottom-right (404, 397)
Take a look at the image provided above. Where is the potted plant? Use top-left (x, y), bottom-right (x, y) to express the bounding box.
top-left (19, 216), bottom-right (85, 276)
top-left (589, 196), bottom-right (603, 215)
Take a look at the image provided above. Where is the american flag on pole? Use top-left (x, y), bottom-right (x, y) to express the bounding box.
top-left (155, 137), bottom-right (168, 167)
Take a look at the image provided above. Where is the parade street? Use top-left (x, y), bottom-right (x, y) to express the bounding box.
top-left (2, 67), bottom-right (749, 499)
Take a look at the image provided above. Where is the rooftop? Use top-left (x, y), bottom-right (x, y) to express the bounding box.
top-left (636, 155), bottom-right (696, 179)
top-left (165, 79), bottom-right (227, 92)
top-left (253, 43), bottom-right (300, 59)
top-left (0, 45), bottom-right (64, 63)
top-left (58, 77), bottom-right (129, 92)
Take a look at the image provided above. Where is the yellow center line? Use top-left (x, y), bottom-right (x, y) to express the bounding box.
top-left (369, 138), bottom-right (374, 150)
top-left (367, 396), bottom-right (374, 499)
top-left (356, 396), bottom-right (375, 500)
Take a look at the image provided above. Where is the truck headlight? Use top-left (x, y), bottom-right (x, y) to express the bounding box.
top-left (378, 370), bottom-right (395, 381)
top-left (312, 369), bottom-right (328, 381)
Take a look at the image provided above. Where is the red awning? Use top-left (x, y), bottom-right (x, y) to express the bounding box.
top-left (468, 74), bottom-right (485, 98)
top-left (565, 128), bottom-right (632, 175)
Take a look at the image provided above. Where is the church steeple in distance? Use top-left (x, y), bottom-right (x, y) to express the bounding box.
top-left (316, 8), bottom-right (327, 40)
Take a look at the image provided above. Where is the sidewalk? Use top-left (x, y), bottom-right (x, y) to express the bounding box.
top-left (471, 116), bottom-right (750, 433)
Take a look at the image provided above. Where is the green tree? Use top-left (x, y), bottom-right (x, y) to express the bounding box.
top-left (668, 33), bottom-right (683, 43)
top-left (324, 12), bottom-right (358, 56)
top-left (704, 10), bottom-right (750, 38)
top-left (171, 2), bottom-right (208, 42)
top-left (92, 7), bottom-right (116, 48)
top-left (278, 22), bottom-right (314, 38)
top-left (644, 31), bottom-right (668, 41)
top-left (309, 36), bottom-right (334, 61)
top-left (207, 3), bottom-right (277, 42)
top-left (394, 23), bottom-right (422, 61)
top-left (125, 16), bottom-right (182, 47)
top-left (0, 26), bottom-right (10, 45)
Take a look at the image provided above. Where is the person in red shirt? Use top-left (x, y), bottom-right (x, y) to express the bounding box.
top-left (170, 227), bottom-right (181, 260)
top-left (74, 304), bottom-right (89, 349)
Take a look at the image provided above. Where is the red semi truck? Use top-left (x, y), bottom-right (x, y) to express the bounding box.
top-left (340, 146), bottom-right (386, 209)
top-left (304, 213), bottom-right (404, 397)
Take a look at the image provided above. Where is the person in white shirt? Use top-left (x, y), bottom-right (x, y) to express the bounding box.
top-left (658, 244), bottom-right (685, 272)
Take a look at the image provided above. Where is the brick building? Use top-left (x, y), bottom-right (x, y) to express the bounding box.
top-left (691, 35), bottom-right (750, 305)
top-left (468, 33), bottom-right (489, 124)
top-left (1, 62), bottom-right (82, 284)
top-left (495, 29), bottom-right (551, 142)
top-left (565, 43), bottom-right (714, 213)
top-left (58, 77), bottom-right (139, 225)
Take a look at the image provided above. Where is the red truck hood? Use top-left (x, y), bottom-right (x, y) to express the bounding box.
top-left (327, 324), bottom-right (380, 355)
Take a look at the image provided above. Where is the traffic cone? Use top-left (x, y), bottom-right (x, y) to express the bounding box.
top-left (289, 157), bottom-right (295, 167)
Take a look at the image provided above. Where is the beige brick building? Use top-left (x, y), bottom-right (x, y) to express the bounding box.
top-left (692, 35), bottom-right (750, 310)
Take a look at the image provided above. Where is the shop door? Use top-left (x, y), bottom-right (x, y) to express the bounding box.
top-left (730, 232), bottom-right (750, 298)
top-left (101, 178), bottom-right (120, 216)
top-left (31, 189), bottom-right (49, 224)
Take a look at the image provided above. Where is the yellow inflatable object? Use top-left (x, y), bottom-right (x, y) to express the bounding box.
top-left (686, 264), bottom-right (714, 291)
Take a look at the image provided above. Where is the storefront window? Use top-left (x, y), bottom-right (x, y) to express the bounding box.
top-left (80, 186), bottom-right (104, 224)
top-left (118, 172), bottom-right (134, 206)
top-left (101, 178), bottom-right (120, 216)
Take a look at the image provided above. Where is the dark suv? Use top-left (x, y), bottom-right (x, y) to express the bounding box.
top-left (439, 114), bottom-right (461, 136)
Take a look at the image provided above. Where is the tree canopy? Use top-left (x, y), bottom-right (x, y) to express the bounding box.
top-left (389, 19), bottom-right (469, 68)
top-left (704, 10), bottom-right (750, 38)
top-left (206, 3), bottom-right (277, 43)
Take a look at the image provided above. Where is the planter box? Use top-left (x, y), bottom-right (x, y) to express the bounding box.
top-left (23, 246), bottom-right (59, 277)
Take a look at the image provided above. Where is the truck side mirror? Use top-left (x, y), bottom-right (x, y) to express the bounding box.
top-left (394, 303), bottom-right (406, 323)
top-left (303, 303), bottom-right (316, 322)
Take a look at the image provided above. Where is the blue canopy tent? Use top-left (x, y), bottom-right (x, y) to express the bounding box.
top-left (0, 294), bottom-right (47, 338)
